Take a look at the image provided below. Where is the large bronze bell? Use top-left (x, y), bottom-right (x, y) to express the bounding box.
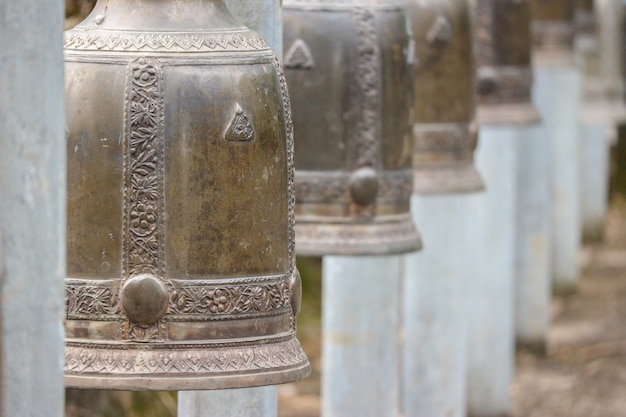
top-left (283, 0), bottom-right (421, 256)
top-left (474, 0), bottom-right (540, 125)
top-left (406, 0), bottom-right (484, 194)
top-left (64, 0), bottom-right (310, 390)
top-left (530, 0), bottom-right (577, 62)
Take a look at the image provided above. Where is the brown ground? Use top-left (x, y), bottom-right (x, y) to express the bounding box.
top-left (278, 200), bottom-right (626, 417)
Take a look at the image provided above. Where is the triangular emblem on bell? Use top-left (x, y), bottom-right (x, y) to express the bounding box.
top-left (284, 39), bottom-right (315, 70)
top-left (284, 0), bottom-right (421, 256)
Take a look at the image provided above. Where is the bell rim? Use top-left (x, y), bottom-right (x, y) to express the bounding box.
top-left (295, 215), bottom-right (422, 256)
top-left (476, 102), bottom-right (541, 127)
top-left (64, 336), bottom-right (310, 391)
top-left (412, 164), bottom-right (484, 195)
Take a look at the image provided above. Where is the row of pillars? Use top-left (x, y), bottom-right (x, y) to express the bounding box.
top-left (1, 0), bottom-right (623, 417)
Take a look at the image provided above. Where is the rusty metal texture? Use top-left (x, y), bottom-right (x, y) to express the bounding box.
top-left (283, 0), bottom-right (422, 256)
top-left (63, 0), bottom-right (310, 390)
top-left (531, 0), bottom-right (577, 64)
top-left (407, 0), bottom-right (484, 194)
top-left (474, 0), bottom-right (540, 125)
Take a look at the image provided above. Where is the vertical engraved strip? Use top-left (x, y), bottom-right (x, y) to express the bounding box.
top-left (272, 57), bottom-right (296, 275)
top-left (474, 0), bottom-right (495, 67)
top-left (353, 8), bottom-right (381, 169)
top-left (123, 57), bottom-right (165, 280)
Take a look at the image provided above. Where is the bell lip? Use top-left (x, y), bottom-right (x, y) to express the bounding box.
top-left (295, 215), bottom-right (422, 256)
top-left (412, 165), bottom-right (485, 195)
top-left (476, 102), bottom-right (541, 127)
top-left (64, 336), bottom-right (310, 391)
top-left (65, 362), bottom-right (311, 391)
top-left (532, 49), bottom-right (576, 68)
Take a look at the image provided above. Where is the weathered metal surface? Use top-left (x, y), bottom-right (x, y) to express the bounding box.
top-left (406, 0), bottom-right (483, 194)
top-left (531, 0), bottom-right (577, 64)
top-left (283, 0), bottom-right (421, 256)
top-left (64, 0), bottom-right (309, 390)
top-left (474, 0), bottom-right (540, 125)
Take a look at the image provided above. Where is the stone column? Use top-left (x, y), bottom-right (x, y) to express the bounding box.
top-left (531, 0), bottom-right (582, 294)
top-left (468, 1), bottom-right (541, 415)
top-left (0, 0), bottom-right (66, 415)
top-left (577, 0), bottom-right (626, 243)
top-left (402, 1), bottom-right (484, 416)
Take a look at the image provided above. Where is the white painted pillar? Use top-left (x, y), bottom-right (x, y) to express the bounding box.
top-left (514, 122), bottom-right (552, 352)
top-left (179, 386), bottom-right (278, 417)
top-left (580, 124), bottom-right (612, 242)
top-left (534, 63), bottom-right (582, 294)
top-left (403, 193), bottom-right (478, 417)
top-left (577, 0), bottom-right (626, 243)
top-left (466, 127), bottom-right (518, 417)
top-left (322, 256), bottom-right (401, 417)
top-left (0, 0), bottom-right (66, 415)
top-left (179, 2), bottom-right (282, 416)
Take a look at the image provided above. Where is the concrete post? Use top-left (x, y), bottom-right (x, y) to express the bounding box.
top-left (179, 386), bottom-right (278, 417)
top-left (0, 0), bottom-right (66, 415)
top-left (577, 0), bottom-right (626, 243)
top-left (401, 1), bottom-right (484, 416)
top-left (322, 256), bottom-right (402, 417)
top-left (466, 127), bottom-right (519, 417)
top-left (178, 2), bottom-right (282, 416)
top-left (514, 122), bottom-right (551, 352)
top-left (535, 61), bottom-right (582, 294)
top-left (531, 1), bottom-right (582, 294)
top-left (403, 194), bottom-right (478, 417)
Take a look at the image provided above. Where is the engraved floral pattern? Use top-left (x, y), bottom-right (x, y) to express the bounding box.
top-left (124, 58), bottom-right (164, 277)
top-left (66, 277), bottom-right (291, 320)
top-left (171, 282), bottom-right (289, 315)
top-left (66, 283), bottom-right (118, 317)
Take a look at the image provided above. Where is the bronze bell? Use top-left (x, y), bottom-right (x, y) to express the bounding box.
top-left (530, 0), bottom-right (577, 62)
top-left (64, 0), bottom-right (310, 390)
top-left (406, 0), bottom-right (484, 194)
top-left (283, 0), bottom-right (421, 256)
top-left (474, 0), bottom-right (541, 125)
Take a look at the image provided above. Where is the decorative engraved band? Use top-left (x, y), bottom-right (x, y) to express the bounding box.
top-left (66, 274), bottom-right (292, 321)
top-left (295, 170), bottom-right (413, 204)
top-left (411, 123), bottom-right (484, 194)
top-left (65, 335), bottom-right (310, 390)
top-left (532, 21), bottom-right (575, 51)
top-left (295, 213), bottom-right (421, 256)
top-left (64, 29), bottom-right (270, 52)
top-left (412, 122), bottom-right (476, 154)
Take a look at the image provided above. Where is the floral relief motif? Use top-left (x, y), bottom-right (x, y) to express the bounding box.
top-left (66, 277), bottom-right (291, 320)
top-left (124, 57), bottom-right (165, 278)
top-left (66, 282), bottom-right (118, 317)
top-left (171, 282), bottom-right (290, 316)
